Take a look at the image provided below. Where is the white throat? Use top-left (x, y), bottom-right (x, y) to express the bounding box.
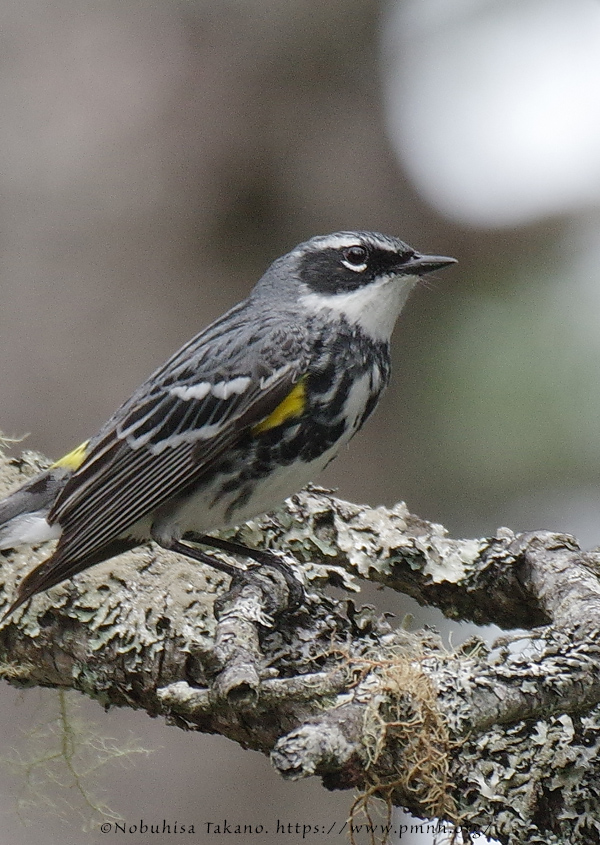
top-left (300, 274), bottom-right (417, 342)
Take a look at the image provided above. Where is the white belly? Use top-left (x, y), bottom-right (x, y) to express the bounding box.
top-left (172, 441), bottom-right (340, 535)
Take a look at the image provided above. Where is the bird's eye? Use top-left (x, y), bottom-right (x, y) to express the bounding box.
top-left (342, 245), bottom-right (368, 270)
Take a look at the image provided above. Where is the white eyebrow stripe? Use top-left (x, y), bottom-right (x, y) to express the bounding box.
top-left (300, 232), bottom-right (364, 252)
top-left (170, 382), bottom-right (212, 401)
top-left (211, 377), bottom-right (252, 399)
top-left (300, 233), bottom-right (402, 253)
top-left (305, 234), bottom-right (364, 251)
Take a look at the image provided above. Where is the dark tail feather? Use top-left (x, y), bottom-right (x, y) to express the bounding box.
top-left (3, 552), bottom-right (87, 619)
top-left (3, 538), bottom-right (138, 621)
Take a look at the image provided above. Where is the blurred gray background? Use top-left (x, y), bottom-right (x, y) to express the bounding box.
top-left (2, 0), bottom-right (600, 843)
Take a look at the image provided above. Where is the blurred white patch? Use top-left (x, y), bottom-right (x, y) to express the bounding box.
top-left (382, 0), bottom-right (600, 226)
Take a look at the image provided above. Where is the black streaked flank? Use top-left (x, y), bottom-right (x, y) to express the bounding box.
top-left (208, 319), bottom-right (391, 517)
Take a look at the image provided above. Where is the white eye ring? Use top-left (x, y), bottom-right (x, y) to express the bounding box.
top-left (341, 258), bottom-right (368, 272)
top-left (341, 245), bottom-right (369, 272)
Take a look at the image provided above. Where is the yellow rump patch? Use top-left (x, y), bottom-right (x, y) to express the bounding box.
top-left (51, 440), bottom-right (90, 471)
top-left (252, 378), bottom-right (307, 435)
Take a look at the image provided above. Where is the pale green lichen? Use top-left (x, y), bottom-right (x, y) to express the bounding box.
top-left (420, 536), bottom-right (487, 584)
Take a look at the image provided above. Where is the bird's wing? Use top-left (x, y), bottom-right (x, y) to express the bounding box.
top-left (46, 357), bottom-right (306, 567)
top-left (5, 352), bottom-right (308, 617)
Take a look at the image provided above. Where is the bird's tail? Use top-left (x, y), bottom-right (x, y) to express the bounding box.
top-left (3, 537), bottom-right (139, 620)
top-left (0, 440), bottom-right (100, 619)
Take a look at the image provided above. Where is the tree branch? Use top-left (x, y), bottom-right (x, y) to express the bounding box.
top-left (1, 450), bottom-right (600, 844)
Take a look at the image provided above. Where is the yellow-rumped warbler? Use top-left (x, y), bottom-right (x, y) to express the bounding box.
top-left (0, 232), bottom-right (455, 616)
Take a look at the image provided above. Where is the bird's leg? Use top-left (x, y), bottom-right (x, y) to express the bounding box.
top-left (157, 536), bottom-right (290, 704)
top-left (184, 533), bottom-right (281, 567)
top-left (156, 537), bottom-right (243, 577)
top-left (182, 532), bottom-right (304, 611)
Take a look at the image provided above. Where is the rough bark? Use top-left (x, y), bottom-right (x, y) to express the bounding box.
top-left (1, 450), bottom-right (600, 844)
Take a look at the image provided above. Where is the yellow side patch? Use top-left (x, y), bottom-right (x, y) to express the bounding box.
top-left (51, 440), bottom-right (90, 471)
top-left (252, 378), bottom-right (307, 435)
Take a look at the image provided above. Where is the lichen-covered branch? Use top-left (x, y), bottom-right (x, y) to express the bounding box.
top-left (2, 451), bottom-right (600, 844)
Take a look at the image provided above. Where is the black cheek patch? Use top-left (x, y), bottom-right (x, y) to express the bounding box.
top-left (299, 250), bottom-right (375, 294)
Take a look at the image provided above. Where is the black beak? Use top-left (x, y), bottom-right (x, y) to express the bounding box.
top-left (400, 254), bottom-right (457, 275)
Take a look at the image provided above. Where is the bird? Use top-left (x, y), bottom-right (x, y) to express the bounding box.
top-left (0, 231), bottom-right (456, 618)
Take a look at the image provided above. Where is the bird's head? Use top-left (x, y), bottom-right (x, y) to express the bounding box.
top-left (257, 231), bottom-right (457, 341)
